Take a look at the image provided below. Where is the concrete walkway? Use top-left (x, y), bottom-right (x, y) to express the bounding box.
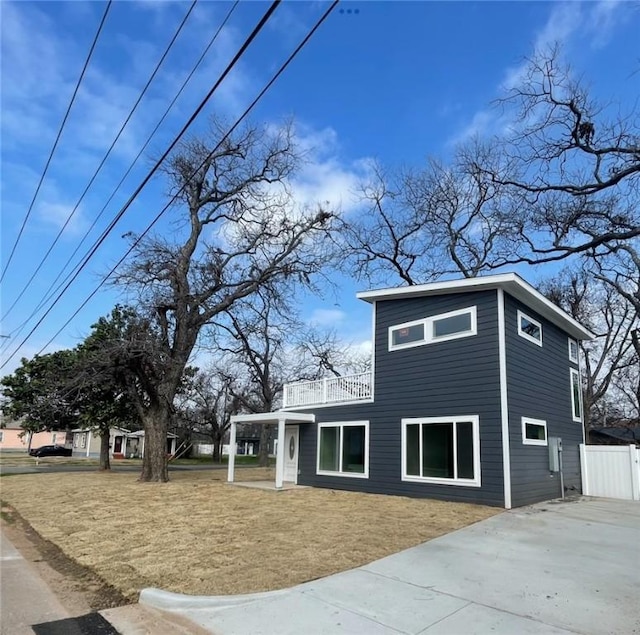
top-left (0, 529), bottom-right (69, 635)
top-left (140, 498), bottom-right (640, 635)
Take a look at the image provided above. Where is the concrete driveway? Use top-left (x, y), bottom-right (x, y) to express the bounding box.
top-left (139, 498), bottom-right (640, 635)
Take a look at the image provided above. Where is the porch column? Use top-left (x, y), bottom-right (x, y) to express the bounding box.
top-left (275, 418), bottom-right (286, 490)
top-left (122, 436), bottom-right (127, 459)
top-left (86, 431), bottom-right (91, 457)
top-left (227, 421), bottom-right (237, 483)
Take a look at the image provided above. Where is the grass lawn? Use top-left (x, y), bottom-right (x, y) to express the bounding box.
top-left (0, 469), bottom-right (499, 601)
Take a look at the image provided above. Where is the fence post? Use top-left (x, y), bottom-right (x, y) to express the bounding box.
top-left (579, 444), bottom-right (589, 496)
top-left (629, 445), bottom-right (640, 501)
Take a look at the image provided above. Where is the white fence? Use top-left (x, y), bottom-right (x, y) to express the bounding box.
top-left (283, 372), bottom-right (372, 408)
top-left (580, 444), bottom-right (640, 501)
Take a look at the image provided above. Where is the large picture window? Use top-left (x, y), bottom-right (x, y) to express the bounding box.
top-left (570, 369), bottom-right (582, 422)
top-left (317, 421), bottom-right (369, 478)
top-left (389, 307), bottom-right (477, 351)
top-left (517, 310), bottom-right (542, 346)
top-left (402, 416), bottom-right (480, 486)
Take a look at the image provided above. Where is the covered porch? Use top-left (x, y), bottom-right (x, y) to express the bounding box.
top-left (227, 412), bottom-right (315, 489)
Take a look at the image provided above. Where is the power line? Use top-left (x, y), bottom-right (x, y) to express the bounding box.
top-left (0, 1), bottom-right (113, 284)
top-left (1, 0), bottom-right (285, 370)
top-left (34, 0), bottom-right (340, 361)
top-left (2, 1), bottom-right (240, 342)
top-left (1, 0), bottom-right (198, 322)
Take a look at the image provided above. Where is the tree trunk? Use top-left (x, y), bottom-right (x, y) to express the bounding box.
top-left (99, 428), bottom-right (111, 471)
top-left (213, 434), bottom-right (222, 463)
top-left (140, 406), bottom-right (170, 482)
top-left (258, 424), bottom-right (272, 467)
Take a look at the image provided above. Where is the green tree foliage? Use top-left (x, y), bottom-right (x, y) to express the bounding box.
top-left (1, 350), bottom-right (79, 447)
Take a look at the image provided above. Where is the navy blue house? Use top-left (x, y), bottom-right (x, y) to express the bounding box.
top-left (228, 273), bottom-right (594, 509)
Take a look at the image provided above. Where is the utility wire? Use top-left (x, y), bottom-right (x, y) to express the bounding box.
top-left (1, 0), bottom-right (198, 322)
top-left (33, 0), bottom-right (340, 361)
top-left (1, 0), bottom-right (285, 370)
top-left (3, 0), bottom-right (240, 341)
top-left (0, 1), bottom-right (112, 284)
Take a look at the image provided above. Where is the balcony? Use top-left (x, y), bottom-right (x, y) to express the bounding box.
top-left (283, 372), bottom-right (373, 409)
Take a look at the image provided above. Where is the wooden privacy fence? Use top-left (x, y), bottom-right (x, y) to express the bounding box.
top-left (580, 444), bottom-right (640, 501)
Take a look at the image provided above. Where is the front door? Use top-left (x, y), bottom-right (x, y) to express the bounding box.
top-left (283, 426), bottom-right (299, 483)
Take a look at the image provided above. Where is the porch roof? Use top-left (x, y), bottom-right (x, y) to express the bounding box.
top-left (230, 411), bottom-right (316, 425)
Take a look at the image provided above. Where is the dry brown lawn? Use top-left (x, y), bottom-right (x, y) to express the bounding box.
top-left (0, 469), bottom-right (499, 600)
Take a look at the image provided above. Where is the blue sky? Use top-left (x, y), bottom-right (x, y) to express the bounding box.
top-left (1, 0), bottom-right (638, 375)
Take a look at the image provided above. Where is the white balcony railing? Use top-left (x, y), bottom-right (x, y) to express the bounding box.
top-left (283, 372), bottom-right (372, 409)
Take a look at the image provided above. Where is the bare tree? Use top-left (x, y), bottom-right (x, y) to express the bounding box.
top-left (541, 269), bottom-right (637, 432)
top-left (214, 293), bottom-right (288, 467)
top-left (177, 369), bottom-right (239, 462)
top-left (342, 151), bottom-right (516, 286)
top-left (293, 327), bottom-right (371, 379)
top-left (111, 118), bottom-right (337, 481)
top-left (344, 48), bottom-right (638, 286)
top-left (477, 47), bottom-right (640, 264)
top-left (590, 243), bottom-right (640, 419)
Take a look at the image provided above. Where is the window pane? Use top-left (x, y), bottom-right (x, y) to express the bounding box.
top-left (342, 426), bottom-right (365, 473)
top-left (456, 421), bottom-right (474, 479)
top-left (433, 312), bottom-right (471, 338)
top-left (520, 316), bottom-right (541, 341)
top-left (392, 323), bottom-right (424, 346)
top-left (406, 424), bottom-right (420, 476)
top-left (422, 423), bottom-right (454, 479)
top-left (572, 373), bottom-right (581, 419)
top-left (525, 423), bottom-right (546, 441)
top-left (319, 427), bottom-right (339, 471)
top-left (569, 340), bottom-right (578, 362)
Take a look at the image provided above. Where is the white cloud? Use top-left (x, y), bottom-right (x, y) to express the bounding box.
top-left (308, 308), bottom-right (346, 327)
top-left (37, 200), bottom-right (88, 236)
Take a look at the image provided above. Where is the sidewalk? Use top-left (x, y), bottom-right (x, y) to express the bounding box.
top-left (139, 498), bottom-right (640, 635)
top-left (0, 529), bottom-right (69, 635)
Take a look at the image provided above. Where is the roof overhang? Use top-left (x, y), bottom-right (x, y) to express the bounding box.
top-left (357, 272), bottom-right (595, 340)
top-left (230, 411), bottom-right (316, 425)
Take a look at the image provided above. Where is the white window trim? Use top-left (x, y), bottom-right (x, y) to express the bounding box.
top-left (570, 368), bottom-right (582, 423)
top-left (517, 309), bottom-right (543, 346)
top-left (401, 415), bottom-right (481, 487)
top-left (389, 306), bottom-right (477, 351)
top-left (316, 420), bottom-right (369, 479)
top-left (568, 338), bottom-right (579, 364)
top-left (521, 417), bottom-right (548, 446)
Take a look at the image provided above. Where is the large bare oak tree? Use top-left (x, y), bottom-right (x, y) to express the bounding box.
top-left (112, 118), bottom-right (337, 481)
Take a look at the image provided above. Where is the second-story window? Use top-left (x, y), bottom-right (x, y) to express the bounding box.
top-left (568, 338), bottom-right (579, 364)
top-left (391, 322), bottom-right (425, 348)
top-left (517, 310), bottom-right (542, 346)
top-left (389, 307), bottom-right (477, 351)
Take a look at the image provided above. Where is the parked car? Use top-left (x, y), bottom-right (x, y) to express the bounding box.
top-left (29, 445), bottom-right (73, 457)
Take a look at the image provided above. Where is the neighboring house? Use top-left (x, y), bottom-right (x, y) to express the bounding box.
top-left (589, 427), bottom-right (640, 446)
top-left (228, 273), bottom-right (594, 509)
top-left (71, 428), bottom-right (178, 458)
top-left (0, 421), bottom-right (72, 452)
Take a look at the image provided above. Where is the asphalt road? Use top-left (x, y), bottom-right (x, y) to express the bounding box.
top-left (0, 462), bottom-right (225, 476)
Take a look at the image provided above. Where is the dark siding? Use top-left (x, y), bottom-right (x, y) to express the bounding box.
top-left (505, 294), bottom-right (583, 507)
top-left (298, 290), bottom-right (505, 507)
